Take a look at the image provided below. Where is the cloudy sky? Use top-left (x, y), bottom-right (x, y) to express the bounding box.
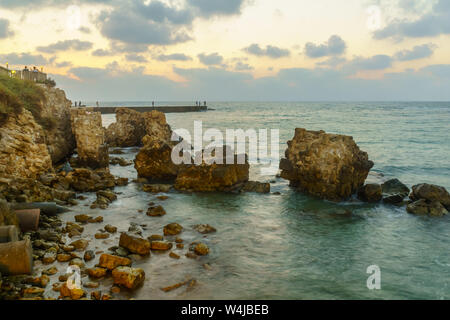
top-left (1, 0), bottom-right (449, 101)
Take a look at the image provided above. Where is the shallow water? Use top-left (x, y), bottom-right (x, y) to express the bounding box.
top-left (58, 102), bottom-right (449, 299)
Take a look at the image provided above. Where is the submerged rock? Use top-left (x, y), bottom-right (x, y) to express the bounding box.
top-left (406, 199), bottom-right (448, 217)
top-left (357, 184), bottom-right (382, 203)
top-left (150, 241), bottom-right (173, 251)
top-left (70, 108), bottom-right (108, 169)
top-left (146, 205), bottom-right (166, 217)
top-left (163, 223), bottom-right (183, 236)
top-left (409, 183), bottom-right (450, 209)
top-left (142, 184), bottom-right (172, 193)
top-left (64, 168), bottom-right (116, 192)
top-left (279, 128), bottom-right (373, 201)
top-left (193, 224), bottom-right (217, 234)
top-left (381, 179), bottom-right (410, 205)
top-left (241, 181), bottom-right (271, 194)
top-left (112, 266), bottom-right (145, 289)
top-left (193, 243), bottom-right (210, 256)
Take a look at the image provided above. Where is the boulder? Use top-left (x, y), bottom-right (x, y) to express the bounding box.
top-left (70, 239), bottom-right (89, 251)
top-left (64, 168), bottom-right (116, 192)
top-left (119, 233), bottom-right (151, 255)
top-left (174, 147), bottom-right (249, 192)
top-left (163, 223), bottom-right (183, 236)
top-left (60, 283), bottom-right (85, 300)
top-left (87, 267), bottom-right (107, 278)
top-left (142, 184), bottom-right (172, 193)
top-left (280, 128), bottom-right (373, 201)
top-left (105, 108), bottom-right (146, 147)
top-left (406, 199), bottom-right (448, 217)
top-left (70, 108), bottom-right (108, 169)
top-left (150, 241), bottom-right (173, 251)
top-left (381, 179), bottom-right (410, 205)
top-left (409, 184), bottom-right (450, 209)
top-left (357, 184), bottom-right (382, 203)
top-left (146, 205), bottom-right (166, 217)
top-left (193, 243), bottom-right (209, 256)
top-left (98, 253), bottom-right (132, 270)
top-left (134, 137), bottom-right (181, 182)
top-left (112, 266), bottom-right (145, 289)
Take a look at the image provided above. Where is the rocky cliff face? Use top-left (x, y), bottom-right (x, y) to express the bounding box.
top-left (280, 128), bottom-right (373, 201)
top-left (39, 85), bottom-right (75, 164)
top-left (105, 108), bottom-right (146, 147)
top-left (0, 109), bottom-right (53, 179)
top-left (71, 108), bottom-right (109, 169)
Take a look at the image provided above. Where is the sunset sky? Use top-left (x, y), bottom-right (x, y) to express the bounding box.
top-left (1, 0), bottom-right (449, 100)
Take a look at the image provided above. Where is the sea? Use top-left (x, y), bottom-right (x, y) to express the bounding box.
top-left (60, 101), bottom-right (450, 300)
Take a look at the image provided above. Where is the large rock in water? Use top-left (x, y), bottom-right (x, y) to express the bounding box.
top-left (409, 183), bottom-right (450, 209)
top-left (279, 128), bottom-right (374, 201)
top-left (0, 109), bottom-right (53, 180)
top-left (381, 179), bottom-right (410, 205)
top-left (105, 108), bottom-right (146, 147)
top-left (71, 108), bottom-right (108, 169)
top-left (38, 85), bottom-right (76, 164)
top-left (174, 148), bottom-right (249, 192)
top-left (406, 199), bottom-right (448, 217)
top-left (134, 111), bottom-right (182, 182)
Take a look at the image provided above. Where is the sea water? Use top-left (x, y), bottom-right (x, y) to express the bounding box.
top-left (69, 101), bottom-right (450, 300)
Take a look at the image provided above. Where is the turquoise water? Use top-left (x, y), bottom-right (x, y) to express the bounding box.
top-left (92, 102), bottom-right (450, 300)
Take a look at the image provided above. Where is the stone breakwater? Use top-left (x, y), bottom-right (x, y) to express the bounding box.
top-left (0, 94), bottom-right (449, 300)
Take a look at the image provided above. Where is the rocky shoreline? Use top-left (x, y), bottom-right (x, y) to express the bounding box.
top-left (0, 81), bottom-right (449, 300)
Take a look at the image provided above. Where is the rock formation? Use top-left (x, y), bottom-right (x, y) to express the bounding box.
top-left (280, 128), bottom-right (374, 201)
top-left (381, 179), bottom-right (410, 205)
top-left (105, 108), bottom-right (146, 147)
top-left (70, 108), bottom-right (109, 169)
top-left (357, 184), bottom-right (382, 203)
top-left (38, 85), bottom-right (76, 164)
top-left (134, 110), bottom-right (182, 181)
top-left (407, 183), bottom-right (450, 217)
top-left (174, 147), bottom-right (249, 192)
top-left (0, 109), bottom-right (53, 180)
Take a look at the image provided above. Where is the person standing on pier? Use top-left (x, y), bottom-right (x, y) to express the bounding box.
top-left (152, 101), bottom-right (154, 107)
top-left (96, 101), bottom-right (99, 108)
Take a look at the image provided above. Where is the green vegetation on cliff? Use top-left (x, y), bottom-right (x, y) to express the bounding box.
top-left (0, 75), bottom-right (55, 129)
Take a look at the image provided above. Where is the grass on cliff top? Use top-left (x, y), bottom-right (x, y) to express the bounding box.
top-left (0, 74), bottom-right (55, 129)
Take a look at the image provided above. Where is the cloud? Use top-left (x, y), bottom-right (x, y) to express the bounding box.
top-left (187, 0), bottom-right (246, 16)
top-left (374, 0), bottom-right (450, 40)
top-left (156, 53), bottom-right (192, 61)
top-left (198, 53), bottom-right (224, 66)
top-left (244, 44), bottom-right (290, 59)
top-left (0, 18), bottom-right (14, 38)
top-left (345, 55), bottom-right (393, 71)
top-left (37, 39), bottom-right (93, 53)
top-left (55, 61), bottom-right (72, 68)
top-left (235, 61), bottom-right (254, 71)
top-left (54, 63), bottom-right (450, 101)
top-left (0, 0), bottom-right (115, 9)
top-left (78, 26), bottom-right (91, 34)
top-left (92, 49), bottom-right (114, 57)
top-left (0, 52), bottom-right (48, 65)
top-left (304, 35), bottom-right (347, 58)
top-left (394, 43), bottom-right (436, 61)
top-left (125, 53), bottom-right (148, 63)
top-left (96, 1), bottom-right (193, 46)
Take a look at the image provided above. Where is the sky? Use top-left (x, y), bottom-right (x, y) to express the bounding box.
top-left (0, 0), bottom-right (449, 101)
